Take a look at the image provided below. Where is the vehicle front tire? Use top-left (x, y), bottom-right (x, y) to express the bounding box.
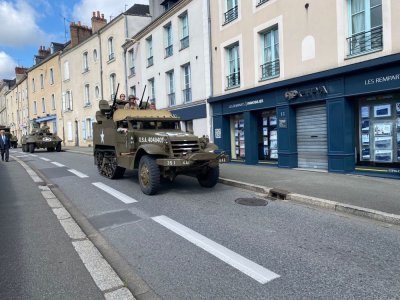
top-left (29, 143), bottom-right (35, 153)
top-left (138, 156), bottom-right (160, 195)
top-left (197, 166), bottom-right (219, 188)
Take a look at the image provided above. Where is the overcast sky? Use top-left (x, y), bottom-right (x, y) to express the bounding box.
top-left (0, 0), bottom-right (149, 79)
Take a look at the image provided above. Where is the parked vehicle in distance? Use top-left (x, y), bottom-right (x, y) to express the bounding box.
top-left (21, 126), bottom-right (62, 153)
top-left (93, 99), bottom-right (228, 195)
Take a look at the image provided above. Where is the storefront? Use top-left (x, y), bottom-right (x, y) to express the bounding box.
top-left (170, 102), bottom-right (207, 137)
top-left (209, 54), bottom-right (400, 178)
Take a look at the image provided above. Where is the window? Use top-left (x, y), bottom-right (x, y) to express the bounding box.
top-left (93, 49), bottom-right (98, 61)
top-left (261, 26), bottom-right (280, 80)
top-left (128, 49), bottom-right (135, 76)
top-left (83, 52), bottom-right (89, 72)
top-left (51, 94), bottom-right (56, 110)
top-left (64, 61), bottom-right (70, 80)
top-left (84, 84), bottom-right (90, 106)
top-left (33, 101), bottom-right (37, 114)
top-left (109, 73), bottom-right (116, 99)
top-left (40, 74), bottom-right (44, 89)
top-left (82, 118), bottom-right (94, 140)
top-left (108, 37), bottom-right (115, 60)
top-left (348, 0), bottom-right (382, 56)
top-left (49, 68), bottom-right (54, 84)
top-left (130, 85), bottom-right (136, 97)
top-left (32, 78), bottom-right (35, 92)
top-left (147, 36), bottom-right (153, 67)
top-left (64, 91), bottom-right (73, 111)
top-left (167, 70), bottom-right (175, 106)
top-left (226, 44), bottom-right (240, 88)
top-left (95, 86), bottom-right (100, 99)
top-left (224, 0), bottom-right (238, 25)
top-left (182, 64), bottom-right (191, 103)
top-left (148, 78), bottom-right (155, 102)
top-left (164, 23), bottom-right (173, 57)
top-left (179, 13), bottom-right (189, 49)
top-left (41, 97), bottom-right (46, 113)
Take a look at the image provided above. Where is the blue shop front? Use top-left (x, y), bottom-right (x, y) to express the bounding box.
top-left (209, 54), bottom-right (400, 178)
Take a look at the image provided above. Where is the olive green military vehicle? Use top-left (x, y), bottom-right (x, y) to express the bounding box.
top-left (0, 125), bottom-right (17, 148)
top-left (21, 126), bottom-right (62, 153)
top-left (93, 100), bottom-right (228, 195)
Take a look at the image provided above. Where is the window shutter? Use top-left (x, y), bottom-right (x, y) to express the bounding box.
top-left (82, 120), bottom-right (86, 140)
top-left (62, 93), bottom-right (66, 112)
top-left (70, 91), bottom-right (73, 111)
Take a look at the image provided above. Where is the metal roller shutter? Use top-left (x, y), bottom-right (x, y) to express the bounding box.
top-left (296, 104), bottom-right (328, 170)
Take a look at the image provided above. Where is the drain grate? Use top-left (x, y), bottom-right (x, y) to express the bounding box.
top-left (235, 198), bottom-right (268, 206)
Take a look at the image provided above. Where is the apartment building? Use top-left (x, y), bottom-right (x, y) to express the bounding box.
top-left (209, 0), bottom-right (400, 178)
top-left (0, 79), bottom-right (15, 125)
top-left (124, 0), bottom-right (212, 136)
top-left (27, 44), bottom-right (65, 136)
top-left (60, 5), bottom-right (151, 147)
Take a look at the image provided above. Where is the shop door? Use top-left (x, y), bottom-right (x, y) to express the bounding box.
top-left (296, 104), bottom-right (328, 170)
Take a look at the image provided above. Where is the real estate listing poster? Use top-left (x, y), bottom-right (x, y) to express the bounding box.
top-left (374, 136), bottom-right (392, 150)
top-left (374, 123), bottom-right (392, 136)
top-left (374, 150), bottom-right (392, 162)
top-left (361, 106), bottom-right (369, 118)
top-left (374, 104), bottom-right (391, 118)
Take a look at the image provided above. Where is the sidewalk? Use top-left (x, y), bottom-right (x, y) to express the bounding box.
top-left (63, 146), bottom-right (400, 224)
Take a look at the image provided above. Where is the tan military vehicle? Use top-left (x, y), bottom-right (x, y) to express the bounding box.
top-left (93, 100), bottom-right (228, 195)
top-left (21, 126), bottom-right (62, 153)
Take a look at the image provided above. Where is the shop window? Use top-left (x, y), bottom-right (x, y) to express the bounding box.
top-left (230, 114), bottom-right (245, 160)
top-left (258, 110), bottom-right (278, 161)
top-left (358, 95), bottom-right (400, 167)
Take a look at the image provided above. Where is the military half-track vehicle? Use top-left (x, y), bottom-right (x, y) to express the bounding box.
top-left (93, 100), bottom-right (228, 195)
top-left (0, 125), bottom-right (17, 148)
top-left (21, 126), bottom-right (62, 153)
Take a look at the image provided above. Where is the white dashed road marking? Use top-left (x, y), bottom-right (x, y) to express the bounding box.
top-left (68, 169), bottom-right (89, 178)
top-left (92, 182), bottom-right (137, 204)
top-left (152, 215), bottom-right (280, 284)
top-left (51, 161), bottom-right (65, 167)
top-left (40, 157), bottom-right (51, 161)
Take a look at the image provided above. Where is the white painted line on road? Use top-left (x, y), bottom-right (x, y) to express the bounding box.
top-left (152, 215), bottom-right (280, 284)
top-left (68, 169), bottom-right (89, 178)
top-left (40, 157), bottom-right (51, 161)
top-left (51, 161), bottom-right (65, 167)
top-left (30, 154), bottom-right (37, 157)
top-left (92, 182), bottom-right (137, 204)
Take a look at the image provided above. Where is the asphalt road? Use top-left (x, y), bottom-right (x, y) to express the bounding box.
top-left (10, 148), bottom-right (400, 299)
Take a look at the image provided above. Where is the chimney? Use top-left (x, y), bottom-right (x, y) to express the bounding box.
top-left (70, 21), bottom-right (92, 47)
top-left (15, 67), bottom-right (27, 75)
top-left (91, 10), bottom-right (107, 33)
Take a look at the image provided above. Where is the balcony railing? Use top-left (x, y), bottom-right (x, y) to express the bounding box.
top-left (260, 59), bottom-right (280, 80)
top-left (165, 45), bottom-right (173, 58)
top-left (180, 36), bottom-right (189, 49)
top-left (168, 93), bottom-right (176, 106)
top-left (147, 56), bottom-right (153, 67)
top-left (223, 6), bottom-right (238, 25)
top-left (347, 26), bottom-right (383, 57)
top-left (183, 88), bottom-right (192, 103)
top-left (226, 72), bottom-right (240, 89)
top-left (129, 66), bottom-right (135, 76)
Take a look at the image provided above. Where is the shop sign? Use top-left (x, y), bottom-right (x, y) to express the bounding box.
top-left (227, 99), bottom-right (264, 109)
top-left (284, 86), bottom-right (328, 100)
top-left (215, 128), bottom-right (222, 139)
top-left (364, 73), bottom-right (400, 86)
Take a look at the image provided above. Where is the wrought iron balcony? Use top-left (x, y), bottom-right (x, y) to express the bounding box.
top-left (183, 88), bottom-right (192, 103)
top-left (226, 72), bottom-right (240, 89)
top-left (147, 56), bottom-right (153, 67)
top-left (108, 53), bottom-right (115, 61)
top-left (223, 6), bottom-right (238, 25)
top-left (168, 93), bottom-right (176, 106)
top-left (347, 26), bottom-right (383, 57)
top-left (256, 0), bottom-right (269, 6)
top-left (180, 36), bottom-right (189, 49)
top-left (129, 66), bottom-right (135, 76)
top-left (260, 59), bottom-right (280, 80)
top-left (165, 45), bottom-right (173, 58)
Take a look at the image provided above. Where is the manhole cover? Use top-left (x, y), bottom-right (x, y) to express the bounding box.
top-left (235, 198), bottom-right (268, 206)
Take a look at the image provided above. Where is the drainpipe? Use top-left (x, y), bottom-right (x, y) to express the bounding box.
top-left (207, 0), bottom-right (214, 141)
top-left (123, 14), bottom-right (129, 96)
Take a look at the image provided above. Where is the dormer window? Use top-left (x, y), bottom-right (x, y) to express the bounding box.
top-left (161, 0), bottom-right (179, 11)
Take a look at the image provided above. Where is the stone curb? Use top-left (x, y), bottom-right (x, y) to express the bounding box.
top-left (219, 177), bottom-right (400, 226)
top-left (64, 149), bottom-right (92, 156)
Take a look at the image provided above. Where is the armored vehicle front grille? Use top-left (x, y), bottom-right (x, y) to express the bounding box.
top-left (171, 140), bottom-right (200, 156)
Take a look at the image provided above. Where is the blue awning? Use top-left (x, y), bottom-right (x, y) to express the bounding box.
top-left (34, 115), bottom-right (57, 123)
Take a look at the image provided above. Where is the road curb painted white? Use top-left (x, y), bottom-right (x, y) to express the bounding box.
top-left (11, 155), bottom-right (136, 299)
top-left (219, 177), bottom-right (400, 226)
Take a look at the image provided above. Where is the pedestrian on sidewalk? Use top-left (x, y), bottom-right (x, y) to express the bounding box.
top-left (0, 129), bottom-right (10, 162)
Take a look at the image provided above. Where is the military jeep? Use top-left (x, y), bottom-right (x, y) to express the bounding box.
top-left (93, 100), bottom-right (228, 195)
top-left (21, 126), bottom-right (62, 153)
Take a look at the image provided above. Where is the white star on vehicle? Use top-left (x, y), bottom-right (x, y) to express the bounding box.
top-left (100, 129), bottom-right (105, 144)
